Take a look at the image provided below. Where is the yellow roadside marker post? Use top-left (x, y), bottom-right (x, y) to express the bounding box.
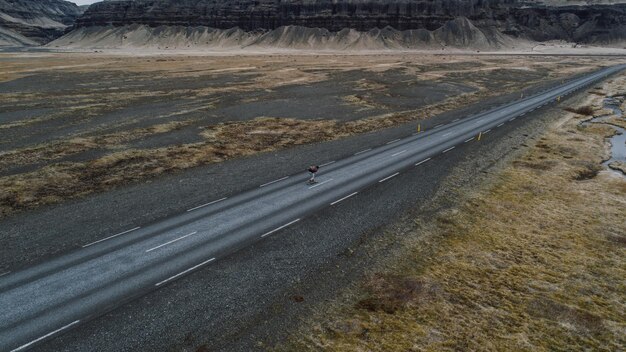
top-left (417, 123), bottom-right (421, 133)
top-left (477, 131), bottom-right (482, 141)
top-left (557, 96), bottom-right (561, 103)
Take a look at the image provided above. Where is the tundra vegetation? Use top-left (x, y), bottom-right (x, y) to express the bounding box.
top-left (0, 54), bottom-right (624, 218)
top-left (279, 76), bottom-right (626, 351)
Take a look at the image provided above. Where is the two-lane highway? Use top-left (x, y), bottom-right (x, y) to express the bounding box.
top-left (1, 64), bottom-right (624, 352)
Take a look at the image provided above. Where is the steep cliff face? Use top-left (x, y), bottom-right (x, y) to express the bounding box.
top-left (0, 0), bottom-right (83, 45)
top-left (73, 0), bottom-right (626, 45)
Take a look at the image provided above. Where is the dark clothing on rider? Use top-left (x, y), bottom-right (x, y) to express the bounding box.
top-left (308, 165), bottom-right (319, 183)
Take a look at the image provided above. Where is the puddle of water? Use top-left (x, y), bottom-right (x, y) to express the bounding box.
top-left (589, 97), bottom-right (626, 176)
top-left (604, 96), bottom-right (623, 117)
top-left (582, 97), bottom-right (626, 176)
top-left (603, 126), bottom-right (626, 168)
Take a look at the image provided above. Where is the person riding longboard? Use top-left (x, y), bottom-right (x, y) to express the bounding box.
top-left (307, 165), bottom-right (319, 184)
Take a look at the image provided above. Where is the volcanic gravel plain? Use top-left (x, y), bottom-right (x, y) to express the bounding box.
top-left (1, 52), bottom-right (622, 218)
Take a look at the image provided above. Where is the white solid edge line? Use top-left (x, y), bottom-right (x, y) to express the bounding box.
top-left (308, 178), bottom-right (333, 189)
top-left (442, 146), bottom-right (455, 153)
top-left (434, 124), bottom-right (444, 128)
top-left (386, 138), bottom-right (401, 145)
top-left (146, 231), bottom-right (198, 253)
top-left (484, 129), bottom-right (491, 134)
top-left (261, 218), bottom-right (301, 238)
top-left (442, 132), bottom-right (452, 137)
top-left (330, 192), bottom-right (358, 206)
top-left (156, 258), bottom-right (215, 286)
top-left (379, 172), bottom-right (400, 183)
top-left (354, 148), bottom-right (371, 155)
top-left (509, 117), bottom-right (516, 121)
top-left (259, 176), bottom-right (289, 188)
top-left (452, 118), bottom-right (460, 122)
top-left (415, 158), bottom-right (431, 166)
top-left (11, 320), bottom-right (81, 352)
top-left (391, 150), bottom-right (407, 157)
top-left (0, 271), bottom-right (10, 277)
top-left (186, 197), bottom-right (227, 212)
top-left (83, 227), bottom-right (141, 248)
top-left (464, 137), bottom-right (475, 143)
top-left (497, 123), bottom-right (504, 127)
top-left (319, 160), bottom-right (336, 167)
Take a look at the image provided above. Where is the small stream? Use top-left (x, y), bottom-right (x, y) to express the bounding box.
top-left (584, 96), bottom-right (626, 176)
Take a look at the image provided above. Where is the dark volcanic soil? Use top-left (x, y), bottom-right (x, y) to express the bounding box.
top-left (1, 54), bottom-right (610, 180)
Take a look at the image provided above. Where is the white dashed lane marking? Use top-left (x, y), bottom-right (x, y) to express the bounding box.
top-left (415, 158), bottom-right (431, 166)
top-left (308, 179), bottom-right (333, 189)
top-left (259, 176), bottom-right (289, 188)
top-left (156, 258), bottom-right (216, 286)
top-left (331, 192), bottom-right (358, 206)
top-left (354, 148), bottom-right (371, 156)
top-left (82, 227), bottom-right (141, 248)
top-left (391, 150), bottom-right (407, 157)
top-left (146, 231), bottom-right (198, 253)
top-left (379, 172), bottom-right (399, 183)
top-left (11, 320), bottom-right (80, 352)
top-left (261, 219), bottom-right (301, 238)
top-left (186, 197), bottom-right (227, 212)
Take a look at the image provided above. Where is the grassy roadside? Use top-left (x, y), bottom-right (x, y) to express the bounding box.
top-left (278, 79), bottom-right (626, 350)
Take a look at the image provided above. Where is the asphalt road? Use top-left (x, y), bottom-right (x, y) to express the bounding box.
top-left (0, 64), bottom-right (623, 352)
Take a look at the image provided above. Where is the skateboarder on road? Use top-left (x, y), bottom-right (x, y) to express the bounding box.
top-left (307, 165), bottom-right (319, 184)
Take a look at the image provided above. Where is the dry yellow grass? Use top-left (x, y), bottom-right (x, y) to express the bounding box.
top-left (0, 84), bottom-right (525, 217)
top-left (2, 54), bottom-right (625, 217)
top-left (0, 120), bottom-right (191, 169)
top-left (607, 117), bottom-right (626, 130)
top-left (279, 80), bottom-right (626, 351)
top-left (0, 118), bottom-right (335, 216)
top-left (609, 161), bottom-right (626, 174)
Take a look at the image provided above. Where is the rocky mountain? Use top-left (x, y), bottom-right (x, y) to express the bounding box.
top-left (0, 0), bottom-right (83, 46)
top-left (55, 0), bottom-right (626, 49)
top-left (51, 17), bottom-right (524, 50)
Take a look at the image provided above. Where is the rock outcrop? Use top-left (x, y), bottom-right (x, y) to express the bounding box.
top-left (72, 0), bottom-right (626, 45)
top-left (0, 0), bottom-right (83, 45)
top-left (51, 17), bottom-right (524, 50)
